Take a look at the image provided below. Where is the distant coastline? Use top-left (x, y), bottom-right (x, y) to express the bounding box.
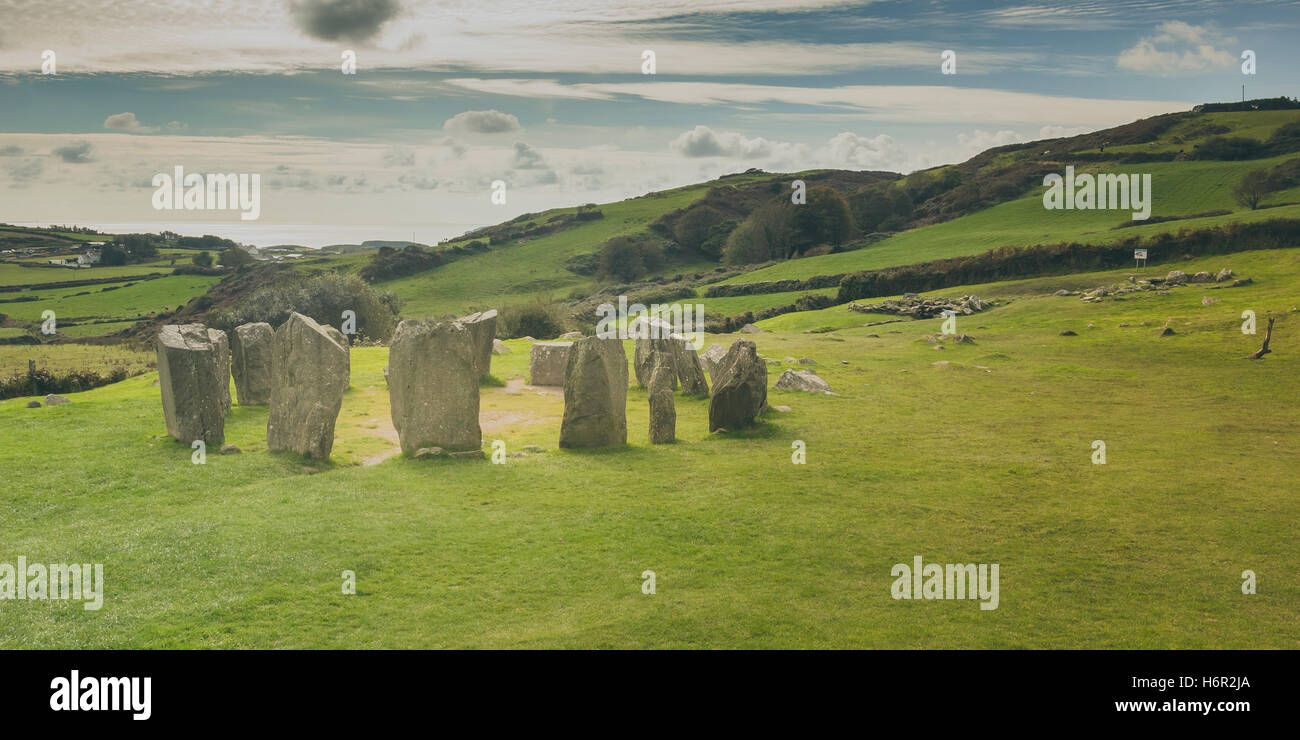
top-left (8, 222), bottom-right (484, 250)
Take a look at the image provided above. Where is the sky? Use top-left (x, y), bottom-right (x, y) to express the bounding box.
top-left (0, 0), bottom-right (1297, 246)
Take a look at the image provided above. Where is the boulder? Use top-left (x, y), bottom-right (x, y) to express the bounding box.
top-left (1215, 268), bottom-right (1234, 282)
top-left (700, 343), bottom-right (728, 376)
top-left (25, 400), bottom-right (40, 408)
top-left (492, 338), bottom-right (510, 354)
top-left (230, 322), bottom-right (273, 405)
top-left (387, 318), bottom-right (482, 455)
top-left (774, 369), bottom-right (834, 394)
top-left (708, 340), bottom-right (767, 432)
top-left (207, 328), bottom-right (231, 415)
top-left (647, 359), bottom-right (675, 444)
top-left (529, 341), bottom-right (572, 386)
top-left (267, 312), bottom-right (350, 459)
top-left (156, 323), bottom-right (226, 445)
top-left (457, 309), bottom-right (498, 378)
top-left (44, 394), bottom-right (70, 405)
top-left (1165, 270), bottom-right (1188, 284)
top-left (798, 357), bottom-right (816, 365)
top-left (739, 323), bottom-right (762, 334)
top-left (1192, 271), bottom-right (1213, 283)
top-left (559, 337), bottom-right (628, 448)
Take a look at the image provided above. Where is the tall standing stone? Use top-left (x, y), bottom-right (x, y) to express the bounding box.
top-left (634, 337), bottom-right (677, 388)
top-left (388, 318), bottom-right (482, 455)
top-left (648, 359), bottom-right (675, 444)
top-left (559, 336), bottom-right (628, 448)
top-left (708, 339), bottom-right (767, 432)
top-left (267, 312), bottom-right (350, 459)
top-left (230, 322), bottom-right (273, 405)
top-left (156, 323), bottom-right (225, 445)
top-left (669, 337), bottom-right (709, 397)
top-left (458, 309), bottom-right (498, 379)
top-left (208, 328), bottom-right (231, 415)
top-left (530, 341), bottom-right (572, 386)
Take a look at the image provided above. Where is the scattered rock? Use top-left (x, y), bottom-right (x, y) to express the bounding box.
top-left (1191, 271), bottom-right (1213, 283)
top-left (156, 323), bottom-right (226, 445)
top-left (1165, 270), bottom-right (1188, 284)
top-left (492, 338), bottom-right (510, 354)
top-left (529, 341), bottom-right (573, 386)
top-left (708, 340), bottom-right (767, 432)
top-left (1202, 296), bottom-right (1220, 306)
top-left (849, 294), bottom-right (991, 318)
top-left (1160, 327), bottom-right (1176, 336)
top-left (231, 322), bottom-right (273, 405)
top-left (267, 312), bottom-right (350, 459)
top-left (1215, 268), bottom-right (1234, 282)
top-left (739, 323), bottom-right (762, 334)
top-left (1118, 323), bottom-right (1130, 327)
top-left (771, 405), bottom-right (792, 412)
top-left (783, 356), bottom-right (797, 363)
top-left (559, 337), bottom-right (628, 448)
top-left (219, 444), bottom-right (242, 455)
top-left (388, 318), bottom-right (482, 456)
top-left (774, 369), bottom-right (834, 394)
top-left (798, 357), bottom-right (816, 365)
top-left (25, 400), bottom-right (40, 408)
top-left (1060, 330), bottom-right (1078, 336)
top-left (44, 394), bottom-right (70, 405)
top-left (1231, 278), bottom-right (1253, 287)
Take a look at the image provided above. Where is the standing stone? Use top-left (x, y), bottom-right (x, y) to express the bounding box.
top-left (267, 312), bottom-right (350, 459)
top-left (529, 341), bottom-right (572, 386)
top-left (458, 309), bottom-right (498, 379)
top-left (559, 337), bottom-right (628, 448)
top-left (700, 343), bottom-right (728, 376)
top-left (708, 340), bottom-right (767, 432)
top-left (208, 328), bottom-right (231, 415)
top-left (388, 318), bottom-right (482, 455)
top-left (634, 337), bottom-right (677, 388)
top-left (669, 337), bottom-right (709, 397)
top-left (230, 322), bottom-right (273, 405)
top-left (156, 323), bottom-right (225, 445)
top-left (648, 359), bottom-right (675, 444)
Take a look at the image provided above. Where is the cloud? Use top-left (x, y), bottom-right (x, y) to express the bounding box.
top-left (443, 109), bottom-right (522, 134)
top-left (288, 0), bottom-right (402, 43)
top-left (817, 132), bottom-right (907, 170)
top-left (1117, 21), bottom-right (1237, 75)
top-left (1038, 124), bottom-right (1097, 139)
top-left (382, 146), bottom-right (415, 167)
top-left (510, 141), bottom-right (549, 170)
top-left (6, 158), bottom-right (43, 185)
top-left (52, 140), bottom-right (94, 163)
top-left (103, 112), bottom-right (155, 132)
top-left (670, 125), bottom-right (775, 159)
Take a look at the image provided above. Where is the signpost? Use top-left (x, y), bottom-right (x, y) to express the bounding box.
top-left (1134, 248), bottom-right (1148, 269)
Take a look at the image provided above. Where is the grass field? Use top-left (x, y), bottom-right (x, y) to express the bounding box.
top-left (1, 247), bottom-right (1294, 648)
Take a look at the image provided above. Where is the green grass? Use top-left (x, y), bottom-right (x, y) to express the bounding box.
top-left (0, 343), bottom-right (154, 377)
top-left (1, 248), bottom-right (1295, 648)
top-left (0, 263), bottom-right (170, 287)
top-left (1, 275), bottom-right (220, 322)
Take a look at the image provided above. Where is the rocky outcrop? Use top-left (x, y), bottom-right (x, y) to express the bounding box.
top-left (387, 318), bottom-right (482, 455)
top-left (267, 312), bottom-right (351, 459)
top-left (848, 293), bottom-right (990, 318)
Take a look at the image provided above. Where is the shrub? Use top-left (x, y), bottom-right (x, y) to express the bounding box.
top-left (497, 301), bottom-right (567, 339)
top-left (210, 273), bottom-right (401, 341)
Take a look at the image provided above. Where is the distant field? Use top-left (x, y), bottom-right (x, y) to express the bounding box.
top-left (0, 343), bottom-right (154, 377)
top-left (1, 274), bottom-right (221, 322)
top-left (0, 263), bottom-right (168, 287)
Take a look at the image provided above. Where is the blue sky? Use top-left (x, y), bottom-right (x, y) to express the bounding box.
top-left (0, 0), bottom-right (1296, 245)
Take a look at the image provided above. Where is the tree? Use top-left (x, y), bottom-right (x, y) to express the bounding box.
top-left (723, 200), bottom-right (794, 265)
top-left (1232, 169), bottom-right (1271, 210)
top-left (217, 246), bottom-right (253, 267)
top-left (193, 250), bottom-right (214, 268)
top-left (789, 186), bottom-right (853, 255)
top-left (674, 206), bottom-right (723, 251)
top-left (598, 236), bottom-right (646, 281)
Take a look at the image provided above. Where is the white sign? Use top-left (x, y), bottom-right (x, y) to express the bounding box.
top-left (1134, 249), bottom-right (1148, 259)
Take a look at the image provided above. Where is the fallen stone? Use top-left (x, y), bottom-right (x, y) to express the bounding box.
top-left (388, 318), bottom-right (482, 455)
top-left (1165, 270), bottom-right (1188, 284)
top-left (492, 338), bottom-right (510, 354)
top-left (774, 369), bottom-right (834, 394)
top-left (449, 449), bottom-right (485, 459)
top-left (1215, 268), bottom-right (1234, 282)
top-left (44, 394), bottom-right (70, 405)
top-left (739, 323), bottom-right (762, 334)
top-left (26, 400), bottom-right (40, 408)
top-left (1202, 296), bottom-right (1220, 306)
top-left (529, 341), bottom-right (573, 386)
top-left (771, 405), bottom-right (792, 412)
top-left (267, 312), bottom-right (350, 459)
top-left (559, 336), bottom-right (628, 448)
top-left (414, 447), bottom-right (444, 458)
top-left (708, 340), bottom-right (767, 432)
top-left (798, 357), bottom-right (816, 365)
top-left (219, 444), bottom-right (241, 455)
top-left (231, 322), bottom-right (273, 405)
top-left (156, 323), bottom-right (226, 445)
top-left (1060, 330), bottom-right (1078, 336)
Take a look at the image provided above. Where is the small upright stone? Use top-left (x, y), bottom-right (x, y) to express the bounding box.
top-left (156, 323), bottom-right (226, 445)
top-left (267, 312), bottom-right (350, 459)
top-left (708, 340), bottom-right (767, 432)
top-left (559, 337), bottom-right (628, 448)
top-left (458, 309), bottom-right (498, 379)
top-left (388, 318), bottom-right (482, 455)
top-left (648, 359), bottom-right (675, 444)
top-left (530, 341), bottom-right (572, 386)
top-left (230, 322), bottom-right (273, 405)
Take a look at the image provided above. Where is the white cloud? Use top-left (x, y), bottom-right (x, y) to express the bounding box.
top-left (103, 112), bottom-right (155, 132)
top-left (1117, 21), bottom-right (1237, 75)
top-left (443, 109), bottom-right (523, 134)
